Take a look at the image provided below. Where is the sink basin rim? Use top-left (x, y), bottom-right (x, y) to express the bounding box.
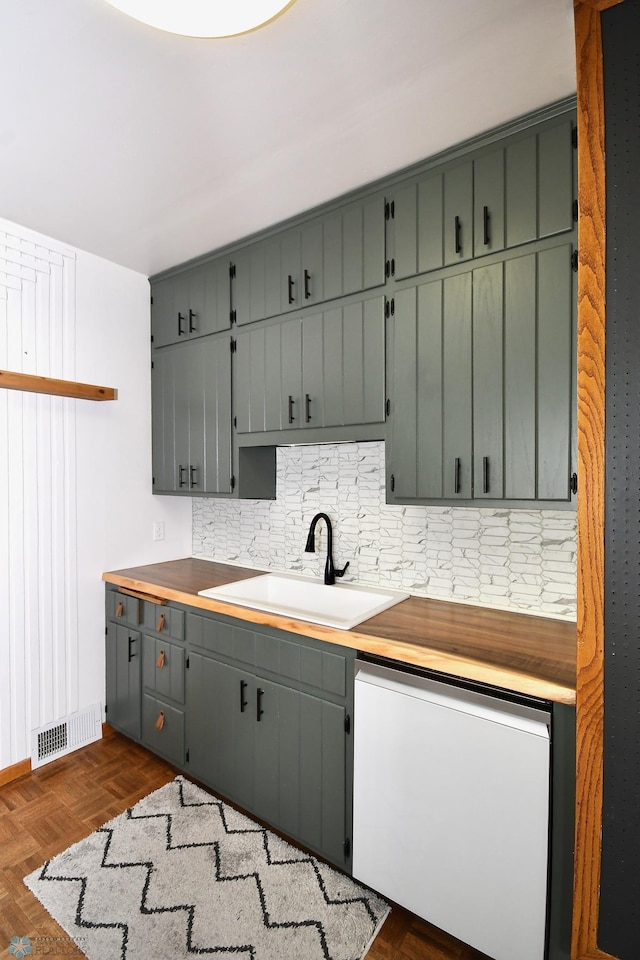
top-left (197, 572), bottom-right (409, 630)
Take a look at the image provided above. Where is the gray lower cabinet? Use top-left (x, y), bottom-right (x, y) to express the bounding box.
top-left (105, 587), bottom-right (354, 870)
top-left (185, 612), bottom-right (354, 868)
top-left (386, 239), bottom-right (575, 504)
top-left (152, 333), bottom-right (232, 495)
top-left (105, 591), bottom-right (143, 740)
top-left (391, 113), bottom-right (575, 282)
top-left (151, 257), bottom-right (231, 348)
top-left (234, 295), bottom-right (385, 435)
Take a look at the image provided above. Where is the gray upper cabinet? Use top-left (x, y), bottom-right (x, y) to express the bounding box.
top-left (234, 296), bottom-right (385, 435)
top-left (152, 335), bottom-right (232, 495)
top-left (391, 114), bottom-right (574, 282)
top-left (386, 239), bottom-right (575, 504)
top-left (232, 195), bottom-right (386, 326)
top-left (151, 257), bottom-right (231, 348)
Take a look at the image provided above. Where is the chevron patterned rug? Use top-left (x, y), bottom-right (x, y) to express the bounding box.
top-left (24, 776), bottom-right (389, 960)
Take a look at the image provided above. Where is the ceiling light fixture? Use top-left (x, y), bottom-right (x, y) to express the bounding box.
top-left (103, 0), bottom-right (297, 38)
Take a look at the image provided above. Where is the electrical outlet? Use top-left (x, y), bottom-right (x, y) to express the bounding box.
top-left (153, 521), bottom-right (165, 541)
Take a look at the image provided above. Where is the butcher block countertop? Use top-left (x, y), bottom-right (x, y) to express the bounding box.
top-left (103, 558), bottom-right (576, 705)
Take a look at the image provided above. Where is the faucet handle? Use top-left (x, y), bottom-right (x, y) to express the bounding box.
top-left (335, 561), bottom-right (350, 579)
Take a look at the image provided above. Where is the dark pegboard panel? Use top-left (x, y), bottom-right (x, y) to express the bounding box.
top-left (599, 1), bottom-right (640, 956)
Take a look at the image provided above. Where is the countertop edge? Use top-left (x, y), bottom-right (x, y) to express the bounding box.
top-left (103, 569), bottom-right (576, 706)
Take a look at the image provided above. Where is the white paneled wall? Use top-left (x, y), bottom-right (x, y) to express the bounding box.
top-left (193, 441), bottom-right (577, 620)
top-left (0, 220), bottom-right (192, 771)
top-left (0, 235), bottom-right (79, 765)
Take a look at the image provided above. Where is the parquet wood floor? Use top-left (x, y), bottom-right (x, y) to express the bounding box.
top-left (0, 728), bottom-right (488, 959)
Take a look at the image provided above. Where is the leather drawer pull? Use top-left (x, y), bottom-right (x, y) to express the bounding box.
top-left (155, 711), bottom-right (165, 731)
top-left (157, 613), bottom-right (166, 632)
top-left (156, 649), bottom-right (166, 670)
top-left (116, 601), bottom-right (124, 618)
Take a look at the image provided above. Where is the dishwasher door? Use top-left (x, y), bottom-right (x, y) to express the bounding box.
top-left (352, 660), bottom-right (551, 960)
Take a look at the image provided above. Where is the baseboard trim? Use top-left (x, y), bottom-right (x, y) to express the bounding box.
top-left (0, 757), bottom-right (32, 787)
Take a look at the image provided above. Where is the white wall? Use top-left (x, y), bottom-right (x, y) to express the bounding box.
top-left (0, 219), bottom-right (191, 770)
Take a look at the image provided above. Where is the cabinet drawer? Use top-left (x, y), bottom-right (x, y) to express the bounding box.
top-left (142, 601), bottom-right (185, 640)
top-left (143, 635), bottom-right (185, 704)
top-left (187, 613), bottom-right (349, 698)
top-left (142, 694), bottom-right (185, 766)
top-left (106, 590), bottom-right (141, 626)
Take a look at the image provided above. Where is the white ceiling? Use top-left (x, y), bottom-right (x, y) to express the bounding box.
top-left (0, 0), bottom-right (576, 277)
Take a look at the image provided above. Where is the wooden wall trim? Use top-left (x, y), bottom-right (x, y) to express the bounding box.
top-left (573, 1), bottom-right (610, 958)
top-left (0, 757), bottom-right (32, 787)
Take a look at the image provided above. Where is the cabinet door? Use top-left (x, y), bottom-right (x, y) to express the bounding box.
top-left (506, 117), bottom-right (574, 248)
top-left (280, 318), bottom-right (303, 431)
top-left (173, 345), bottom-right (191, 493)
top-left (151, 349), bottom-right (174, 493)
top-left (473, 147), bottom-right (505, 256)
top-left (473, 263), bottom-right (505, 499)
top-left (301, 313), bottom-right (324, 428)
top-left (444, 162), bottom-right (473, 265)
top-left (143, 635), bottom-right (185, 704)
top-left (106, 623), bottom-right (141, 740)
top-left (393, 173), bottom-right (444, 281)
top-left (322, 298), bottom-right (385, 429)
top-left (387, 282), bottom-right (444, 500)
top-left (232, 238), bottom-right (282, 326)
top-left (151, 277), bottom-right (179, 349)
top-left (187, 259), bottom-right (231, 338)
top-left (198, 336), bottom-right (232, 494)
top-left (280, 228), bottom-right (302, 313)
top-left (234, 325), bottom-right (283, 434)
top-left (186, 653), bottom-right (254, 807)
top-left (442, 271), bottom-right (473, 497)
top-left (301, 220), bottom-right (324, 306)
top-left (323, 195), bottom-right (386, 301)
top-left (142, 694), bottom-right (185, 766)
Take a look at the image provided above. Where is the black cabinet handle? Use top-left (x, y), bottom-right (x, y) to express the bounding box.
top-left (188, 308), bottom-right (196, 332)
top-left (305, 393), bottom-right (311, 423)
top-left (483, 456), bottom-right (489, 493)
top-left (454, 216), bottom-right (462, 254)
top-left (483, 206), bottom-right (490, 246)
top-left (257, 687), bottom-right (264, 721)
top-left (240, 680), bottom-right (247, 713)
top-left (288, 395), bottom-right (295, 424)
top-left (189, 464), bottom-right (197, 488)
top-left (127, 635), bottom-right (136, 662)
top-left (304, 269), bottom-right (311, 300)
top-left (178, 464), bottom-right (187, 488)
top-left (178, 312), bottom-right (186, 336)
top-left (287, 274), bottom-right (295, 304)
top-left (454, 457), bottom-right (461, 494)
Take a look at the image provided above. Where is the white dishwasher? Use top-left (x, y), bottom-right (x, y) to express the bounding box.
top-left (352, 660), bottom-right (551, 960)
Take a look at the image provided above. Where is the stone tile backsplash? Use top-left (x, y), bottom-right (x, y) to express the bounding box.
top-left (192, 441), bottom-right (577, 620)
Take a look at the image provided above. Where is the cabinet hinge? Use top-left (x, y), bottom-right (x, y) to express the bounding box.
top-left (151, 360), bottom-right (154, 369)
top-left (186, 748), bottom-right (190, 763)
top-left (105, 704), bottom-right (108, 715)
top-left (230, 475), bottom-right (236, 491)
top-left (233, 415), bottom-right (237, 428)
top-left (572, 126), bottom-right (578, 149)
top-left (152, 476), bottom-right (155, 485)
top-left (390, 473), bottom-right (395, 493)
top-left (573, 199), bottom-right (579, 222)
top-left (384, 199), bottom-right (395, 220)
top-left (385, 398), bottom-right (391, 418)
top-left (229, 262), bottom-right (236, 279)
top-left (150, 334), bottom-right (154, 343)
top-left (344, 714), bottom-right (351, 734)
top-left (570, 472), bottom-right (578, 495)
top-left (230, 337), bottom-right (237, 353)
top-left (343, 838), bottom-right (351, 858)
top-left (230, 309), bottom-right (237, 325)
top-left (150, 295), bottom-right (154, 306)
top-left (186, 656), bottom-right (190, 669)
top-left (105, 625), bottom-right (108, 636)
top-left (572, 250), bottom-right (579, 272)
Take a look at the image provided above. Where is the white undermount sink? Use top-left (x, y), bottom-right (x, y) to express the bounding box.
top-left (197, 572), bottom-right (410, 630)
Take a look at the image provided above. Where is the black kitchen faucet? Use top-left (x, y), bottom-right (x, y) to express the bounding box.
top-left (304, 513), bottom-right (350, 586)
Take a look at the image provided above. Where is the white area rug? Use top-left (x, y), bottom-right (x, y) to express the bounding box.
top-left (25, 776), bottom-right (389, 960)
